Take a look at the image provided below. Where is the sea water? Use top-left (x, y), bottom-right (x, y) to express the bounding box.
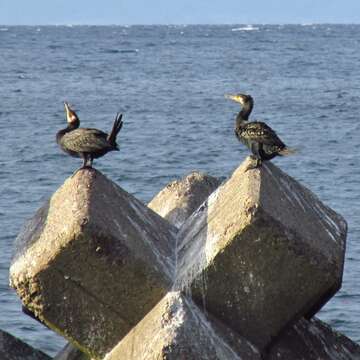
top-left (0, 24), bottom-right (359, 355)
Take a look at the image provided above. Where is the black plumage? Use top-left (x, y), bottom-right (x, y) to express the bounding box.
top-left (56, 102), bottom-right (123, 169)
top-left (225, 93), bottom-right (295, 168)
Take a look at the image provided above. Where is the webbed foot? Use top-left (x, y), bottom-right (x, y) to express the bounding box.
top-left (245, 156), bottom-right (262, 172)
top-left (71, 165), bottom-right (94, 177)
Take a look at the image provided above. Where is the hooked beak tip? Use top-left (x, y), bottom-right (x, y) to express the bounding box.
top-left (225, 94), bottom-right (235, 101)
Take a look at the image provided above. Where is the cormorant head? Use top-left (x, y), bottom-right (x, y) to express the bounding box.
top-left (225, 93), bottom-right (253, 106)
top-left (64, 102), bottom-right (80, 127)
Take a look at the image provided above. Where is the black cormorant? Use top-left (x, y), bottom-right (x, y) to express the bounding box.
top-left (56, 102), bottom-right (123, 169)
top-left (225, 93), bottom-right (295, 168)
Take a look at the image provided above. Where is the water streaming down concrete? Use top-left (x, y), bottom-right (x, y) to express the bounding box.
top-left (103, 292), bottom-right (259, 360)
top-left (174, 157), bottom-right (347, 350)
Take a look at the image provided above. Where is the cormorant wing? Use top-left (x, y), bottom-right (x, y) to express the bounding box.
top-left (83, 128), bottom-right (108, 138)
top-left (62, 128), bottom-right (111, 153)
top-left (242, 121), bottom-right (285, 148)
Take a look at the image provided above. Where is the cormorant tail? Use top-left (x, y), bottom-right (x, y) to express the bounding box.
top-left (108, 113), bottom-right (123, 148)
top-left (278, 147), bottom-right (297, 156)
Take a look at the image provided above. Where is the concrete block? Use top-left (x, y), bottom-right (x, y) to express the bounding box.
top-left (0, 329), bottom-right (50, 360)
top-left (148, 172), bottom-right (221, 228)
top-left (103, 291), bottom-right (260, 360)
top-left (271, 317), bottom-right (360, 359)
top-left (10, 169), bottom-right (177, 359)
top-left (100, 303), bottom-right (360, 360)
top-left (175, 157), bottom-right (347, 350)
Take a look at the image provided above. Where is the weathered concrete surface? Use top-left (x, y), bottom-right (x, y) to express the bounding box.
top-left (0, 329), bottom-right (50, 360)
top-left (20, 308), bottom-right (90, 360)
top-left (102, 293), bottom-right (360, 360)
top-left (175, 157), bottom-right (347, 350)
top-left (148, 172), bottom-right (222, 228)
top-left (55, 319), bottom-right (360, 360)
top-left (54, 343), bottom-right (91, 360)
top-left (103, 291), bottom-right (261, 360)
top-left (270, 317), bottom-right (360, 359)
top-left (9, 169), bottom-right (177, 359)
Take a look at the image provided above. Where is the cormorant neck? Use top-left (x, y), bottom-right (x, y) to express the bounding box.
top-left (66, 120), bottom-right (80, 131)
top-left (57, 120), bottom-right (79, 145)
top-left (238, 101), bottom-right (253, 121)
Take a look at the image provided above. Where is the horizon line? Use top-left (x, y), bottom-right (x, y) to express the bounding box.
top-left (1, 22), bottom-right (360, 27)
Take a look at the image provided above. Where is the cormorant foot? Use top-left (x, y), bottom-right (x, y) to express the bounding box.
top-left (71, 166), bottom-right (94, 177)
top-left (245, 157), bottom-right (262, 172)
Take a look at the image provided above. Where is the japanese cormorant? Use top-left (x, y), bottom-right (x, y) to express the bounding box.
top-left (56, 102), bottom-right (123, 169)
top-left (225, 93), bottom-right (295, 168)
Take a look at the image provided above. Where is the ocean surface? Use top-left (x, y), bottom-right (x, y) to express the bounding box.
top-left (0, 24), bottom-right (359, 356)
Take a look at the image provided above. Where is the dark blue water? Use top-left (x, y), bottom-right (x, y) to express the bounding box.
top-left (0, 24), bottom-right (359, 356)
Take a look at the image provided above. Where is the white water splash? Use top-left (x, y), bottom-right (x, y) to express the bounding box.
top-left (113, 214), bottom-right (175, 281)
top-left (264, 164), bottom-right (344, 245)
top-left (231, 25), bottom-right (259, 32)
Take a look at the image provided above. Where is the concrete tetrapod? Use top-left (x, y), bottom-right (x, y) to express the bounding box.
top-left (9, 169), bottom-right (177, 359)
top-left (0, 329), bottom-right (51, 360)
top-left (175, 157), bottom-right (347, 351)
top-left (103, 291), bottom-right (261, 360)
top-left (101, 292), bottom-right (360, 360)
top-left (148, 171), bottom-right (222, 228)
top-left (145, 166), bottom-right (358, 358)
top-left (271, 317), bottom-right (360, 359)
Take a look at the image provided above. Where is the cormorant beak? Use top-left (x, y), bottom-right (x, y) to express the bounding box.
top-left (64, 102), bottom-right (70, 115)
top-left (64, 102), bottom-right (78, 124)
top-left (224, 94), bottom-right (244, 104)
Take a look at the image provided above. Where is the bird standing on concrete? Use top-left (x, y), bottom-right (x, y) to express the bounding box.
top-left (225, 93), bottom-right (295, 169)
top-left (56, 102), bottom-right (123, 169)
